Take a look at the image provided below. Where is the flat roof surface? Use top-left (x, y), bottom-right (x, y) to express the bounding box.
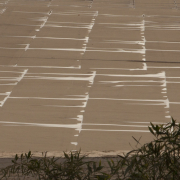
top-left (0, 0), bottom-right (180, 155)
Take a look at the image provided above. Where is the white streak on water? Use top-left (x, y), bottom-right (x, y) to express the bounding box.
top-left (149, 66), bottom-right (180, 69)
top-left (0, 69), bottom-right (28, 107)
top-left (1, 45), bottom-right (180, 53)
top-left (0, 121), bottom-right (150, 132)
top-left (100, 14), bottom-right (139, 17)
top-left (46, 102), bottom-right (88, 108)
top-left (0, 70), bottom-right (22, 73)
top-left (71, 142), bottom-right (78, 145)
top-left (0, 83), bottom-right (17, 85)
top-left (165, 116), bottom-right (171, 118)
top-left (6, 35), bottom-right (88, 41)
top-left (0, 92), bottom-right (11, 107)
top-left (0, 65), bottom-right (81, 69)
top-left (126, 121), bottom-right (167, 124)
top-left (86, 48), bottom-right (145, 54)
top-left (8, 96), bottom-right (170, 108)
top-left (25, 44), bottom-right (30, 51)
top-left (103, 40), bottom-right (145, 45)
top-left (0, 46), bottom-right (85, 52)
top-left (170, 102), bottom-right (180, 105)
top-left (13, 11), bottom-right (51, 15)
top-left (140, 19), bottom-right (147, 70)
top-left (91, 63), bottom-right (147, 71)
top-left (18, 69), bottom-right (28, 82)
top-left (81, 11), bottom-right (98, 55)
top-left (0, 8), bottom-right (6, 14)
top-left (25, 72), bottom-right (96, 82)
top-left (90, 98), bottom-right (169, 108)
top-left (98, 71), bottom-right (165, 78)
top-left (0, 121), bottom-right (82, 129)
top-left (71, 115), bottom-right (83, 133)
top-left (83, 123), bottom-right (147, 127)
top-left (99, 80), bottom-right (162, 84)
top-left (80, 129), bottom-right (149, 132)
top-left (9, 96), bottom-right (88, 101)
top-left (24, 71), bottom-right (96, 85)
top-left (115, 85), bottom-right (158, 87)
top-left (52, 11), bottom-right (98, 16)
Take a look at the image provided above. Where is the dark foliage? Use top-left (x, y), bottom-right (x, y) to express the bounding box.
top-left (1, 118), bottom-right (180, 180)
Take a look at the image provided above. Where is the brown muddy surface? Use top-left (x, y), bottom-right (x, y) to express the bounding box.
top-left (0, 0), bottom-right (179, 159)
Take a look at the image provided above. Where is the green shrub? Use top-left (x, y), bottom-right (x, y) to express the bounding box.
top-left (1, 118), bottom-right (180, 180)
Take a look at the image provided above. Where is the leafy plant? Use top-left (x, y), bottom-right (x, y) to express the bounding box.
top-left (1, 118), bottom-right (180, 180)
top-left (0, 150), bottom-right (106, 180)
top-left (118, 117), bottom-right (180, 179)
